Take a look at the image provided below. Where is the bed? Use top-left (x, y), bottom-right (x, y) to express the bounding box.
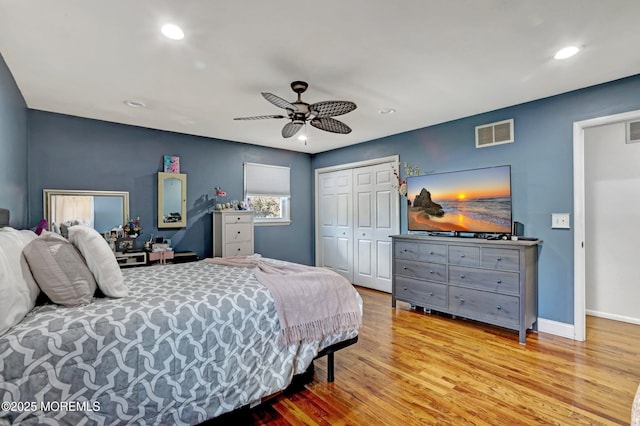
top-left (0, 219), bottom-right (362, 425)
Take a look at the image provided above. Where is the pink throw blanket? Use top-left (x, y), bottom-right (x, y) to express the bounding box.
top-left (204, 255), bottom-right (362, 345)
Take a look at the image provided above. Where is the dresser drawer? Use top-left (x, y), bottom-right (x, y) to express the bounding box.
top-left (448, 265), bottom-right (519, 295)
top-left (224, 213), bottom-right (252, 224)
top-left (449, 287), bottom-right (519, 327)
top-left (448, 245), bottom-right (480, 266)
top-left (395, 276), bottom-right (447, 308)
top-left (224, 241), bottom-right (253, 256)
top-left (418, 242), bottom-right (447, 264)
top-left (395, 259), bottom-right (446, 283)
top-left (395, 241), bottom-right (420, 260)
top-left (481, 248), bottom-right (520, 272)
top-left (225, 223), bottom-right (252, 243)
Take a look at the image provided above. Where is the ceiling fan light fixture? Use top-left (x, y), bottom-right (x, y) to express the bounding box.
top-left (161, 23), bottom-right (184, 40)
top-left (236, 80), bottom-right (356, 138)
top-left (554, 46), bottom-right (579, 60)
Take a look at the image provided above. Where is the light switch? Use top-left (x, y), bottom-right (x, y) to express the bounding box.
top-left (551, 213), bottom-right (570, 229)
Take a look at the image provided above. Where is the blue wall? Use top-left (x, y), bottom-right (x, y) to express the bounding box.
top-left (0, 53), bottom-right (28, 227)
top-left (27, 111), bottom-right (314, 265)
top-left (312, 74), bottom-right (640, 324)
top-left (5, 42), bottom-right (640, 325)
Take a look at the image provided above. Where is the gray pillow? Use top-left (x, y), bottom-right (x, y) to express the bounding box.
top-left (23, 231), bottom-right (97, 307)
top-left (68, 225), bottom-right (127, 298)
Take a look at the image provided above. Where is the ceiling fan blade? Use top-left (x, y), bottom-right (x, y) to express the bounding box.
top-left (310, 117), bottom-right (352, 134)
top-left (233, 114), bottom-right (286, 120)
top-left (282, 122), bottom-right (303, 138)
top-left (309, 101), bottom-right (357, 117)
top-left (262, 92), bottom-right (298, 111)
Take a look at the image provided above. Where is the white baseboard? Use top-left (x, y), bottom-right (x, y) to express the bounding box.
top-left (537, 317), bottom-right (577, 340)
top-left (586, 309), bottom-right (640, 325)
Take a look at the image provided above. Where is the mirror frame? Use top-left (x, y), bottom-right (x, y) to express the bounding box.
top-left (157, 172), bottom-right (187, 228)
top-left (43, 189), bottom-right (130, 232)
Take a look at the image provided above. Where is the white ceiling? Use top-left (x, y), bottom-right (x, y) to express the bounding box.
top-left (1, 1), bottom-right (639, 154)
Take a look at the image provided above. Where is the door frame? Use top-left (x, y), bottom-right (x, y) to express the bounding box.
top-left (314, 155), bottom-right (399, 267)
top-left (573, 109), bottom-right (640, 341)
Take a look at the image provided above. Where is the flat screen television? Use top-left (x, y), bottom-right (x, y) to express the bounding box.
top-left (406, 165), bottom-right (512, 234)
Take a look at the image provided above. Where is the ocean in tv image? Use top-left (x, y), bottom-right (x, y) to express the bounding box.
top-left (406, 165), bottom-right (512, 233)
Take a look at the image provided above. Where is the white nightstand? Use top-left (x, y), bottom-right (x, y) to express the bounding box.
top-left (115, 251), bottom-right (147, 267)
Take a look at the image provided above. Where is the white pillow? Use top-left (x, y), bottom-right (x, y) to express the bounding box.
top-left (0, 227), bottom-right (39, 335)
top-left (68, 225), bottom-right (128, 298)
top-left (24, 231), bottom-right (97, 307)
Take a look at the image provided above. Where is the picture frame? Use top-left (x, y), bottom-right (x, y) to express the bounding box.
top-left (163, 155), bottom-right (180, 173)
top-left (116, 237), bottom-right (136, 252)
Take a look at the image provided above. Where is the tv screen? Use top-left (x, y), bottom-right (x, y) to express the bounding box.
top-left (406, 165), bottom-right (512, 234)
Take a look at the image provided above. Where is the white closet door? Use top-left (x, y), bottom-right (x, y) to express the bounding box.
top-left (318, 169), bottom-right (353, 282)
top-left (353, 162), bottom-right (397, 292)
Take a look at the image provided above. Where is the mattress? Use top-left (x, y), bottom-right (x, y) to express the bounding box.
top-left (0, 260), bottom-right (360, 425)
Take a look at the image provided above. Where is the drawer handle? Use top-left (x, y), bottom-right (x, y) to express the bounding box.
top-left (429, 292), bottom-right (434, 296)
top-left (460, 274), bottom-right (465, 279)
top-left (403, 266), bottom-right (409, 270)
top-left (459, 297), bottom-right (465, 303)
top-left (429, 251), bottom-right (434, 255)
top-left (403, 248), bottom-right (410, 252)
top-left (496, 305), bottom-right (502, 310)
top-left (237, 217), bottom-right (241, 221)
top-left (237, 231), bottom-right (241, 234)
top-left (496, 279), bottom-right (502, 284)
top-left (497, 257), bottom-right (502, 261)
top-left (429, 270), bottom-right (434, 274)
top-left (403, 286), bottom-right (408, 291)
top-left (460, 254), bottom-right (465, 258)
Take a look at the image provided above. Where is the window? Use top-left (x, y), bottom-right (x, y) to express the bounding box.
top-left (244, 162), bottom-right (290, 225)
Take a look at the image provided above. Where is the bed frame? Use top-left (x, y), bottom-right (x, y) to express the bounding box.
top-left (205, 336), bottom-right (359, 425)
top-left (315, 336), bottom-right (358, 382)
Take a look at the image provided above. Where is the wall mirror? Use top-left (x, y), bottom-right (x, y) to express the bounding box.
top-left (44, 189), bottom-right (129, 233)
top-left (158, 172), bottom-right (187, 228)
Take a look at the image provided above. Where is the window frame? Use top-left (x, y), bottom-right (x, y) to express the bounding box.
top-left (244, 162), bottom-right (291, 226)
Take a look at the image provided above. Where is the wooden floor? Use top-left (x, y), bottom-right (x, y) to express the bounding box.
top-left (216, 287), bottom-right (640, 425)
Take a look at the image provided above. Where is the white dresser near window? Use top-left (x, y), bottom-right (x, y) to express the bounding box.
top-left (212, 211), bottom-right (254, 257)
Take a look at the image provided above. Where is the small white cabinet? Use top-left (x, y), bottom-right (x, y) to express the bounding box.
top-left (212, 211), bottom-right (254, 257)
top-left (115, 251), bottom-right (147, 267)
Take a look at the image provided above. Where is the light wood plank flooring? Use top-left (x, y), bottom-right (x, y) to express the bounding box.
top-left (215, 287), bottom-right (640, 425)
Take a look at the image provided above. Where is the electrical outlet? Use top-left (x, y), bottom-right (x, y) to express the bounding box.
top-left (551, 213), bottom-right (570, 229)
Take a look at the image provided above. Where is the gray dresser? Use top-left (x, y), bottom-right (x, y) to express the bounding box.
top-left (391, 234), bottom-right (540, 343)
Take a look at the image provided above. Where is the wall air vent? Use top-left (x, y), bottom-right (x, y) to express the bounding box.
top-left (626, 120), bottom-right (640, 144)
top-left (475, 119), bottom-right (514, 148)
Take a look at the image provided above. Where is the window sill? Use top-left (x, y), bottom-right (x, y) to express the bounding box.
top-left (254, 220), bottom-right (291, 227)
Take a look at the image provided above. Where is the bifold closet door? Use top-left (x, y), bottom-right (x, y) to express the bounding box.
top-left (317, 169), bottom-right (353, 282)
top-left (353, 163), bottom-right (396, 292)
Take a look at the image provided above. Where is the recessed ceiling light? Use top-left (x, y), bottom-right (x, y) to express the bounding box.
top-left (554, 46), bottom-right (580, 60)
top-left (161, 23), bottom-right (184, 40)
top-left (379, 108), bottom-right (396, 115)
top-left (124, 100), bottom-right (146, 108)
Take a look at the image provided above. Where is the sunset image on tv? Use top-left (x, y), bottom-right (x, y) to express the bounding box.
top-left (406, 165), bottom-right (512, 233)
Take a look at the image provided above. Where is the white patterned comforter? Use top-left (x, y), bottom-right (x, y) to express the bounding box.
top-left (0, 260), bottom-right (360, 425)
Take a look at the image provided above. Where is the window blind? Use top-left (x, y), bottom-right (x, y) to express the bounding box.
top-left (244, 162), bottom-right (290, 197)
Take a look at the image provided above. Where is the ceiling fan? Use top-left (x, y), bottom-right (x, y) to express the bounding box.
top-left (234, 81), bottom-right (357, 138)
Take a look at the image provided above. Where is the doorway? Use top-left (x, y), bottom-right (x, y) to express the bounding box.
top-left (573, 109), bottom-right (640, 340)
